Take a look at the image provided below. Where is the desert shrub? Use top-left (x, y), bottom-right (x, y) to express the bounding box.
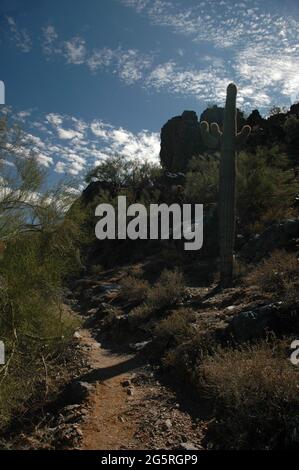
top-left (0, 123), bottom-right (85, 426)
top-left (237, 148), bottom-right (298, 232)
top-left (198, 341), bottom-right (299, 449)
top-left (146, 269), bottom-right (185, 309)
top-left (85, 153), bottom-right (161, 189)
top-left (185, 155), bottom-right (219, 205)
top-left (284, 115), bottom-right (299, 167)
top-left (119, 275), bottom-right (150, 304)
top-left (249, 206), bottom-right (297, 234)
top-left (162, 330), bottom-right (217, 379)
top-left (101, 306), bottom-right (123, 329)
top-left (128, 269), bottom-right (185, 326)
top-left (0, 233), bottom-right (80, 425)
top-left (128, 303), bottom-right (153, 324)
top-left (154, 308), bottom-right (196, 351)
top-left (89, 264), bottom-right (104, 275)
top-left (144, 308), bottom-right (197, 361)
top-left (247, 250), bottom-right (299, 304)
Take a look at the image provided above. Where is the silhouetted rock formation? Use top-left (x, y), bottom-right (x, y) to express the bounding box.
top-left (246, 109), bottom-right (264, 129)
top-left (160, 111), bottom-right (203, 172)
top-left (160, 102), bottom-right (299, 170)
top-left (200, 105), bottom-right (246, 128)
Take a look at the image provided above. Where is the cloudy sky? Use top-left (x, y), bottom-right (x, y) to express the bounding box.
top-left (1, 0), bottom-right (299, 186)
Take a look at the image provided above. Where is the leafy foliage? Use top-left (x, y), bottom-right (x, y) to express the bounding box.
top-left (0, 117), bottom-right (84, 426)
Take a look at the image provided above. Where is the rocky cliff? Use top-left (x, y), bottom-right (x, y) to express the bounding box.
top-left (160, 111), bottom-right (204, 172)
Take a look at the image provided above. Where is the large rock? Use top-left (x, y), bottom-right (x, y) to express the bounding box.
top-left (160, 111), bottom-right (203, 172)
top-left (240, 219), bottom-right (299, 262)
top-left (200, 105), bottom-right (246, 128)
top-left (228, 303), bottom-right (279, 342)
top-left (227, 301), bottom-right (299, 341)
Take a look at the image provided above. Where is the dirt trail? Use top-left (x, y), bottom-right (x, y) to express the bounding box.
top-left (66, 268), bottom-right (210, 451)
top-left (75, 327), bottom-right (205, 451)
top-left (78, 329), bottom-right (142, 450)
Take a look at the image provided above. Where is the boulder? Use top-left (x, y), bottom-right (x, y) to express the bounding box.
top-left (160, 111), bottom-right (203, 172)
top-left (228, 303), bottom-right (278, 342)
top-left (227, 301), bottom-right (299, 342)
top-left (240, 219), bottom-right (299, 262)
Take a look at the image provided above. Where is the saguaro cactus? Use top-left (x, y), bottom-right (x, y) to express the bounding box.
top-left (200, 83), bottom-right (251, 286)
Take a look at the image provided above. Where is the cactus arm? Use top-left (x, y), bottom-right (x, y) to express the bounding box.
top-left (211, 122), bottom-right (222, 140)
top-left (200, 121), bottom-right (222, 149)
top-left (236, 125), bottom-right (251, 149)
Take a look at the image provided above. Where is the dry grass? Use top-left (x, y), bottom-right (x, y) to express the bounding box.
top-left (247, 250), bottom-right (299, 304)
top-left (119, 275), bottom-right (150, 304)
top-left (198, 341), bottom-right (299, 449)
top-left (154, 308), bottom-right (196, 349)
top-left (128, 269), bottom-right (185, 324)
top-left (146, 269), bottom-right (185, 309)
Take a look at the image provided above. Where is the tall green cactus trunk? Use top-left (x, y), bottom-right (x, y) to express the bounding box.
top-left (219, 83), bottom-right (237, 286)
top-left (200, 83), bottom-right (251, 287)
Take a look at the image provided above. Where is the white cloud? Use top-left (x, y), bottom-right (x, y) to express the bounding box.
top-left (114, 49), bottom-right (153, 84)
top-left (40, 26), bottom-right (153, 85)
top-left (64, 37), bottom-right (86, 64)
top-left (234, 45), bottom-right (299, 107)
top-left (90, 119), bottom-right (160, 163)
top-left (146, 61), bottom-right (231, 103)
top-left (10, 111), bottom-right (160, 176)
top-left (87, 48), bottom-right (115, 71)
top-left (35, 153), bottom-right (53, 167)
top-left (5, 15), bottom-right (32, 52)
top-left (57, 127), bottom-right (84, 140)
top-left (46, 113), bottom-right (63, 127)
top-left (119, 0), bottom-right (299, 109)
top-left (42, 25), bottom-right (60, 55)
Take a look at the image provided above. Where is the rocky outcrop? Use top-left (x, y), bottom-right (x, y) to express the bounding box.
top-left (227, 301), bottom-right (299, 342)
top-left (200, 105), bottom-right (246, 128)
top-left (228, 303), bottom-right (279, 342)
top-left (160, 111), bottom-right (203, 172)
top-left (160, 103), bottom-right (299, 169)
top-left (240, 219), bottom-right (299, 262)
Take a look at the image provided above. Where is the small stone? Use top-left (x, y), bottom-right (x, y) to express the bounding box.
top-left (74, 427), bottom-right (83, 437)
top-left (86, 308), bottom-right (98, 315)
top-left (129, 340), bottom-right (151, 351)
top-left (162, 419), bottom-right (172, 431)
top-left (226, 305), bottom-right (235, 311)
top-left (179, 442), bottom-right (199, 450)
top-left (62, 404), bottom-right (81, 412)
top-left (121, 379), bottom-right (131, 387)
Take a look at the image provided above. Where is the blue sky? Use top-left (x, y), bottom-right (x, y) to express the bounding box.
top-left (0, 0), bottom-right (299, 187)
